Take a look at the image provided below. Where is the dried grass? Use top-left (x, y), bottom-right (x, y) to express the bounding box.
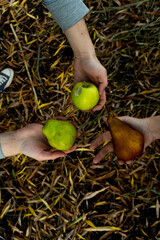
top-left (0, 0), bottom-right (160, 239)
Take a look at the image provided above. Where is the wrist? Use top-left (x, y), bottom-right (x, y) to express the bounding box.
top-left (146, 116), bottom-right (160, 141)
top-left (74, 52), bottom-right (98, 63)
top-left (74, 50), bottom-right (96, 60)
top-left (0, 130), bottom-right (21, 157)
top-left (64, 18), bottom-right (96, 59)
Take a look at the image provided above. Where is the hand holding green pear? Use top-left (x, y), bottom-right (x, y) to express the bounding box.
top-left (43, 119), bottom-right (77, 151)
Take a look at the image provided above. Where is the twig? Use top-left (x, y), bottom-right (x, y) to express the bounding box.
top-left (37, 43), bottom-right (47, 92)
top-left (10, 23), bottom-right (42, 115)
top-left (91, 0), bottom-right (149, 13)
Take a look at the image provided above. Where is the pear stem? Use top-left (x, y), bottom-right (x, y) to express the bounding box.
top-left (106, 105), bottom-right (112, 120)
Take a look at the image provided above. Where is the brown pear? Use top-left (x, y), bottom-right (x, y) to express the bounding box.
top-left (108, 116), bottom-right (144, 161)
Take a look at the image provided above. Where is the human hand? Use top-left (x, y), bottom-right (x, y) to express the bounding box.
top-left (73, 55), bottom-right (108, 111)
top-left (90, 116), bottom-right (154, 165)
top-left (16, 121), bottom-right (78, 161)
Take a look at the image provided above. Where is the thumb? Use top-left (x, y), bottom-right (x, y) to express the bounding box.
top-left (37, 151), bottom-right (66, 161)
top-left (97, 69), bottom-right (108, 95)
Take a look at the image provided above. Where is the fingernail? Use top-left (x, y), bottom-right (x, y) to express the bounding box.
top-left (93, 160), bottom-right (98, 164)
top-left (101, 90), bottom-right (104, 95)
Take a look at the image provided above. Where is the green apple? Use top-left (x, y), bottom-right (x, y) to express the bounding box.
top-left (71, 82), bottom-right (99, 111)
top-left (42, 119), bottom-right (77, 151)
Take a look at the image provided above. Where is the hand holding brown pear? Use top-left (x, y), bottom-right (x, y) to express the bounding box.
top-left (108, 116), bottom-right (144, 161)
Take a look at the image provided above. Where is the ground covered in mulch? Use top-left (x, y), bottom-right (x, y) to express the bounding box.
top-left (0, 0), bottom-right (160, 239)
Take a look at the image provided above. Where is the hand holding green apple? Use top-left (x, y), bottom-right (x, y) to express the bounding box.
top-left (71, 82), bottom-right (100, 111)
top-left (73, 56), bottom-right (108, 111)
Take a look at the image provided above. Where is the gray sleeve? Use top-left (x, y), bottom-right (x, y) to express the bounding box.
top-left (44, 0), bottom-right (89, 31)
top-left (0, 145), bottom-right (5, 159)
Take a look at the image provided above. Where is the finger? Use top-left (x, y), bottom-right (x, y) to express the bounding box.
top-left (38, 151), bottom-right (66, 161)
top-left (99, 82), bottom-right (107, 96)
top-left (102, 116), bottom-right (107, 122)
top-left (98, 69), bottom-right (108, 94)
top-left (92, 91), bottom-right (106, 111)
top-left (90, 131), bottom-right (112, 150)
top-left (118, 159), bottom-right (133, 165)
top-left (77, 130), bottom-right (81, 138)
top-left (70, 121), bottom-right (78, 128)
top-left (126, 160), bottom-right (133, 165)
top-left (69, 122), bottom-right (80, 138)
top-left (93, 142), bottom-right (113, 164)
top-left (64, 143), bottom-right (78, 154)
top-left (118, 160), bottom-right (125, 165)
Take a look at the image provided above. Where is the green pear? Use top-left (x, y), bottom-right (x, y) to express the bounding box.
top-left (42, 119), bottom-right (77, 151)
top-left (108, 116), bottom-right (144, 161)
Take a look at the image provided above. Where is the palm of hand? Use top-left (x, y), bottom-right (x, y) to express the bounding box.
top-left (119, 116), bottom-right (154, 149)
top-left (90, 117), bottom-right (154, 165)
top-left (16, 124), bottom-right (65, 161)
top-left (74, 57), bottom-right (107, 87)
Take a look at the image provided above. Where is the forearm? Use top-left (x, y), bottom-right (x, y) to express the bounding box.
top-left (0, 131), bottom-right (20, 158)
top-left (147, 116), bottom-right (160, 140)
top-left (64, 18), bottom-right (96, 58)
top-left (44, 0), bottom-right (93, 58)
